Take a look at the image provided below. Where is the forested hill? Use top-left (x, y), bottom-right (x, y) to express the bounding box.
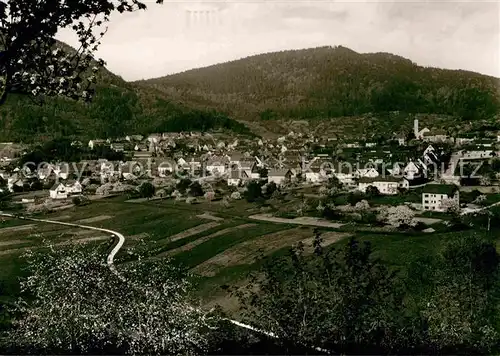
top-left (0, 47), bottom-right (251, 143)
top-left (136, 46), bottom-right (500, 124)
top-left (1, 45), bottom-right (499, 143)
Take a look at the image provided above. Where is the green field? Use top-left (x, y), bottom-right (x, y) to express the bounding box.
top-left (0, 196), bottom-right (497, 315)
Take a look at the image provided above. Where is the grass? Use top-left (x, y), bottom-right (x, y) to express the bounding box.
top-left (2, 195), bottom-right (496, 320)
top-left (368, 192), bottom-right (421, 206)
top-left (483, 193), bottom-right (500, 205)
top-left (173, 223), bottom-right (289, 269)
top-left (151, 197), bottom-right (264, 219)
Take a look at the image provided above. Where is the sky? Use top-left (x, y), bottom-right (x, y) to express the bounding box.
top-left (57, 0), bottom-right (500, 81)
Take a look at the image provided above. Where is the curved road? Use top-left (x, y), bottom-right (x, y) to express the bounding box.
top-left (0, 213), bottom-right (125, 274)
top-left (0, 212), bottom-right (302, 349)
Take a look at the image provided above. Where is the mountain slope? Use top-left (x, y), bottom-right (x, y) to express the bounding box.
top-left (136, 46), bottom-right (500, 131)
top-left (0, 50), bottom-right (251, 143)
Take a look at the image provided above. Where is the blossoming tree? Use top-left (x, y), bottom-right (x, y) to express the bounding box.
top-left (5, 241), bottom-right (218, 354)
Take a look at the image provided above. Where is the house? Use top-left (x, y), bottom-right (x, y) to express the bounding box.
top-left (133, 151), bottom-right (153, 160)
top-left (343, 140), bottom-right (361, 148)
top-left (37, 163), bottom-right (55, 180)
top-left (333, 162), bottom-right (356, 187)
top-left (455, 136), bottom-right (475, 146)
top-left (99, 160), bottom-right (121, 181)
top-left (250, 163), bottom-right (262, 179)
top-left (206, 156), bottom-right (228, 175)
top-left (228, 151), bottom-right (245, 166)
top-left (8, 178), bottom-right (25, 192)
top-left (111, 143), bottom-right (125, 152)
top-left (268, 169), bottom-right (293, 186)
top-left (126, 135), bottom-right (144, 142)
top-left (422, 184), bottom-right (459, 212)
top-left (157, 160), bottom-right (175, 177)
top-left (461, 146), bottom-right (494, 160)
top-left (65, 180), bottom-right (82, 195)
top-left (388, 162), bottom-right (404, 177)
top-left (305, 167), bottom-right (325, 183)
top-left (88, 139), bottom-right (106, 150)
top-left (413, 119), bottom-right (430, 140)
top-left (120, 161), bottom-right (142, 180)
top-left (227, 169), bottom-right (249, 186)
top-left (422, 129), bottom-right (448, 143)
top-left (395, 133), bottom-right (406, 146)
top-left (355, 165), bottom-right (379, 179)
top-left (50, 182), bottom-right (68, 199)
top-left (474, 138), bottom-right (495, 148)
top-left (357, 176), bottom-right (402, 195)
top-left (403, 161), bottom-right (427, 180)
top-left (180, 157), bottom-right (202, 172)
top-left (147, 134), bottom-right (161, 144)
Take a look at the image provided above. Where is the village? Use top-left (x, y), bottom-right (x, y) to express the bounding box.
top-left (1, 118), bottom-right (500, 222)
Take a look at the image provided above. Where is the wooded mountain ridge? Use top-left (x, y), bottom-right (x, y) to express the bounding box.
top-left (137, 45), bottom-right (500, 132)
top-left (1, 45), bottom-right (499, 142)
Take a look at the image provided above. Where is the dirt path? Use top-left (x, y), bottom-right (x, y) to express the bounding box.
top-left (0, 239), bottom-right (28, 248)
top-left (0, 224), bottom-right (35, 234)
top-left (192, 228), bottom-right (351, 277)
top-left (197, 213), bottom-right (224, 221)
top-left (166, 222), bottom-right (221, 243)
top-left (161, 223), bottom-right (257, 257)
top-left (249, 214), bottom-right (344, 228)
top-left (76, 215), bottom-right (112, 224)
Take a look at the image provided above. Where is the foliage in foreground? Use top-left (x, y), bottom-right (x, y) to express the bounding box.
top-left (0, 241), bottom-right (219, 355)
top-left (239, 231), bottom-right (500, 354)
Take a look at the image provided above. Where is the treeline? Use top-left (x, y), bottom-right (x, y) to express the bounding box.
top-left (2, 230), bottom-right (500, 354)
top-left (152, 109), bottom-right (253, 135)
top-left (141, 46), bottom-right (500, 122)
top-left (236, 230), bottom-right (500, 354)
top-left (0, 84), bottom-right (252, 143)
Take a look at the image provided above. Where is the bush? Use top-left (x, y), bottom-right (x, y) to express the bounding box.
top-left (347, 192), bottom-right (366, 206)
top-left (189, 182), bottom-right (204, 197)
top-left (72, 196), bottom-right (89, 206)
top-left (231, 192), bottom-right (242, 200)
top-left (138, 182), bottom-right (155, 199)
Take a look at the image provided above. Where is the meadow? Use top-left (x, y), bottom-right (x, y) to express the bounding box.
top-left (0, 196), bottom-right (495, 315)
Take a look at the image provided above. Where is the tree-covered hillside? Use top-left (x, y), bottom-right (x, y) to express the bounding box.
top-left (0, 62), bottom-right (251, 143)
top-left (1, 45), bottom-right (499, 142)
top-left (137, 46), bottom-right (500, 124)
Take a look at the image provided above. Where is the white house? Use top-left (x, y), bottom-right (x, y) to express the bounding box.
top-left (357, 177), bottom-right (402, 195)
top-left (305, 168), bottom-right (323, 183)
top-left (37, 164), bottom-right (55, 180)
top-left (461, 148), bottom-right (494, 160)
top-left (50, 183), bottom-right (68, 199)
top-left (66, 181), bottom-right (82, 195)
top-left (333, 163), bottom-right (356, 187)
top-left (157, 161), bottom-right (175, 177)
top-left (268, 169), bottom-right (293, 186)
top-left (355, 167), bottom-right (379, 179)
top-left (414, 119), bottom-right (430, 140)
top-left (88, 139), bottom-right (106, 150)
top-left (227, 169), bottom-right (249, 186)
top-left (422, 184), bottom-right (459, 212)
top-left (404, 161), bottom-right (426, 180)
top-left (422, 130), bottom-right (448, 143)
top-left (250, 164), bottom-right (262, 180)
top-left (228, 152), bottom-right (245, 166)
top-left (206, 156), bottom-right (228, 175)
top-left (455, 137), bottom-right (475, 146)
